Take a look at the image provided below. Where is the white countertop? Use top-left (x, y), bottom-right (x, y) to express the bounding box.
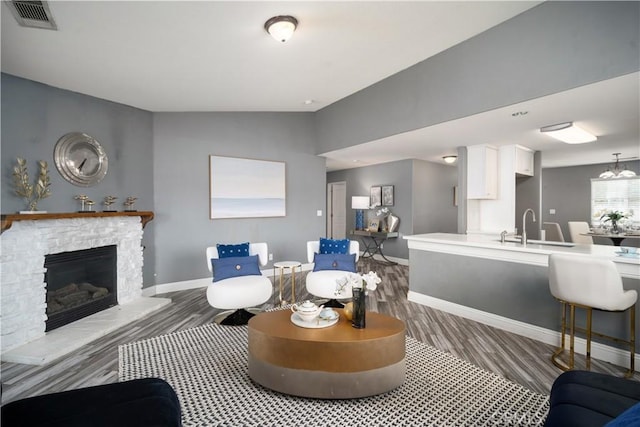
top-left (404, 233), bottom-right (640, 279)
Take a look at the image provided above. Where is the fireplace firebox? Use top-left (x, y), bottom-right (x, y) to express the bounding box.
top-left (44, 245), bottom-right (117, 332)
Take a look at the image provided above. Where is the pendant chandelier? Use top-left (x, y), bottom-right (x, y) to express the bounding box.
top-left (599, 153), bottom-right (637, 179)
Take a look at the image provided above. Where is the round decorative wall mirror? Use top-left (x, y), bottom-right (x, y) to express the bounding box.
top-left (54, 132), bottom-right (108, 187)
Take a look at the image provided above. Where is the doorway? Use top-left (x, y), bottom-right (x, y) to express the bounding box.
top-left (327, 181), bottom-right (346, 238)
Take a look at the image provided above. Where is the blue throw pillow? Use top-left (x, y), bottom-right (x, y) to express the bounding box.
top-left (313, 253), bottom-right (356, 272)
top-left (212, 255), bottom-right (261, 282)
top-left (606, 402), bottom-right (640, 426)
top-left (319, 238), bottom-right (350, 254)
top-left (216, 242), bottom-right (250, 258)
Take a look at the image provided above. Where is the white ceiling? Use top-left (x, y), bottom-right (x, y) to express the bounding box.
top-left (2, 1), bottom-right (638, 170)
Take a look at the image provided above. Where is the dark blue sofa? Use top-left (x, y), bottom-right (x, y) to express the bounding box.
top-left (1, 377), bottom-right (181, 427)
top-left (545, 370), bottom-right (640, 427)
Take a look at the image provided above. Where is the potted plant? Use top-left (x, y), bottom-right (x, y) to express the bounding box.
top-left (599, 210), bottom-right (630, 234)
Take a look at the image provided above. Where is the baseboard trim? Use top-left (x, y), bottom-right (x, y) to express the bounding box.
top-left (408, 291), bottom-right (637, 369)
top-left (143, 278), bottom-right (211, 296)
top-left (143, 258), bottom-right (408, 297)
top-left (358, 253), bottom-right (409, 266)
top-left (142, 255), bottom-right (409, 297)
top-left (143, 264), bottom-right (316, 297)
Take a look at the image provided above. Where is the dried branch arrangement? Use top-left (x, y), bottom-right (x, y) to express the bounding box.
top-left (12, 157), bottom-right (52, 211)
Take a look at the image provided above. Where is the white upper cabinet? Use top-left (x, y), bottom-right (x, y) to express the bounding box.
top-left (467, 145), bottom-right (498, 199)
top-left (515, 145), bottom-right (535, 177)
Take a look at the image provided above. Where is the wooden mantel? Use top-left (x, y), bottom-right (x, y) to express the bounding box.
top-left (0, 211), bottom-right (154, 234)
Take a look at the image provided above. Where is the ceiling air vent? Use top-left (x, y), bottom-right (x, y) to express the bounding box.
top-left (6, 1), bottom-right (57, 30)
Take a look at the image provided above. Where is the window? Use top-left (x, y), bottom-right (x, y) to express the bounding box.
top-left (591, 177), bottom-right (640, 226)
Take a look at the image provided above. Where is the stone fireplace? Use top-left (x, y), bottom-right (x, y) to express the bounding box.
top-left (0, 213), bottom-right (158, 360)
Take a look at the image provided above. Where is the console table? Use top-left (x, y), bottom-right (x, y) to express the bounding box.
top-left (350, 230), bottom-right (399, 264)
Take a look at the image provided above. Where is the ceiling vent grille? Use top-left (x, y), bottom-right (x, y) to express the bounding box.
top-left (7, 1), bottom-right (57, 30)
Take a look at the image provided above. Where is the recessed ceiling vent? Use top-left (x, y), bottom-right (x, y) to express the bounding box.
top-left (7, 1), bottom-right (57, 30)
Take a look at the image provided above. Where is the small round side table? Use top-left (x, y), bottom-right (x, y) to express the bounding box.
top-left (273, 261), bottom-right (302, 306)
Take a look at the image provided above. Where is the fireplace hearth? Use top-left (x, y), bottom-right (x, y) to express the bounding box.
top-left (45, 245), bottom-right (117, 331)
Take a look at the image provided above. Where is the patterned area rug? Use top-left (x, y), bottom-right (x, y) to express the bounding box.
top-left (119, 323), bottom-right (549, 427)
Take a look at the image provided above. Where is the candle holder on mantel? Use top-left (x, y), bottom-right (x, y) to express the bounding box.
top-left (123, 196), bottom-right (138, 212)
top-left (102, 195), bottom-right (118, 212)
top-left (74, 195), bottom-right (95, 213)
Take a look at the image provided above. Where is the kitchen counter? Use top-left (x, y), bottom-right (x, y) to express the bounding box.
top-left (404, 233), bottom-right (639, 279)
top-left (403, 232), bottom-right (640, 369)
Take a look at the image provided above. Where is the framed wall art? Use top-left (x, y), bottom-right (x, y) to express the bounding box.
top-left (370, 186), bottom-right (382, 208)
top-left (382, 185), bottom-right (394, 206)
top-left (209, 155), bottom-right (286, 219)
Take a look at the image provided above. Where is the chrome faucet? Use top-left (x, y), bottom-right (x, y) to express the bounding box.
top-left (521, 208), bottom-right (537, 245)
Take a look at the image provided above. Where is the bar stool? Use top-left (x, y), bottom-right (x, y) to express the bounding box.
top-left (548, 253), bottom-right (636, 377)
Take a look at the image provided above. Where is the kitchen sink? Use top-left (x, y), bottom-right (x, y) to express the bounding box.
top-left (499, 237), bottom-right (576, 248)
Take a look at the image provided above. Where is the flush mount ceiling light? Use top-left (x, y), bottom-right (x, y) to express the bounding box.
top-left (599, 153), bottom-right (637, 179)
top-left (539, 122), bottom-right (597, 144)
top-left (442, 155), bottom-right (458, 164)
top-left (264, 15), bottom-right (298, 43)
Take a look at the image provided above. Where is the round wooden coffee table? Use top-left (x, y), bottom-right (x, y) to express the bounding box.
top-left (247, 309), bottom-right (406, 399)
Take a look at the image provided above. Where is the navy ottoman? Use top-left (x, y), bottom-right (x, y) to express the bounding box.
top-left (1, 377), bottom-right (181, 427)
top-left (545, 371), bottom-right (640, 427)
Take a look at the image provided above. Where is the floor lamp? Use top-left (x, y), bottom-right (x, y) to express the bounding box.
top-left (351, 196), bottom-right (370, 230)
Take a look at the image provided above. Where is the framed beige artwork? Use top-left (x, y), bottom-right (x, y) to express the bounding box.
top-left (209, 155), bottom-right (286, 219)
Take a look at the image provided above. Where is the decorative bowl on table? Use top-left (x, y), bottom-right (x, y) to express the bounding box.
top-left (290, 309), bottom-right (339, 329)
top-left (319, 308), bottom-right (339, 321)
top-left (616, 247), bottom-right (639, 258)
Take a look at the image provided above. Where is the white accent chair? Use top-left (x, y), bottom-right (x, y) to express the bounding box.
top-left (568, 221), bottom-right (593, 244)
top-left (205, 243), bottom-right (272, 325)
top-left (305, 240), bottom-right (359, 307)
top-left (549, 253), bottom-right (636, 376)
top-left (542, 222), bottom-right (565, 242)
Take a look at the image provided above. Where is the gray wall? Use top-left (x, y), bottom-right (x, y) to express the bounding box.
top-left (412, 160), bottom-right (458, 235)
top-left (328, 160), bottom-right (413, 260)
top-left (1, 74), bottom-right (157, 285)
top-left (515, 151), bottom-right (543, 240)
top-left (327, 159), bottom-right (457, 259)
top-left (1, 75), bottom-right (326, 286)
top-left (542, 161), bottom-right (640, 247)
top-left (315, 1), bottom-right (639, 154)
top-left (152, 112), bottom-right (326, 284)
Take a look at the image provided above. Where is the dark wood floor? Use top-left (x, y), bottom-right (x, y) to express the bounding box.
top-left (1, 259), bottom-right (636, 404)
